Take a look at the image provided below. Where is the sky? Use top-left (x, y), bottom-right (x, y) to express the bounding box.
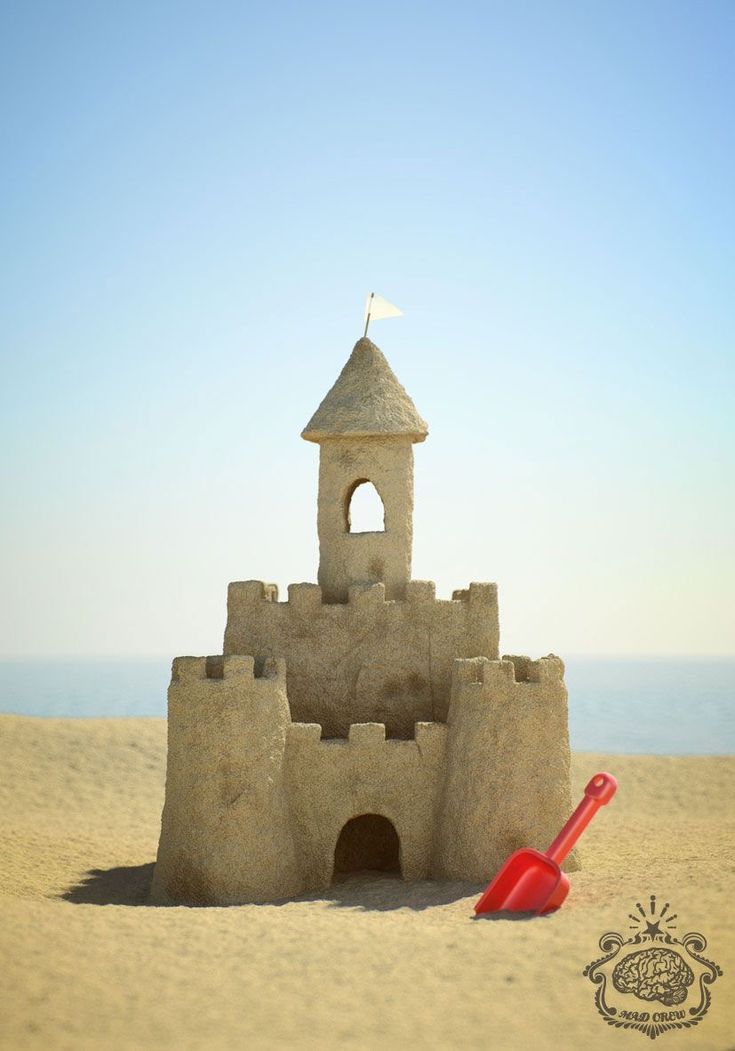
top-left (1, 1), bottom-right (733, 659)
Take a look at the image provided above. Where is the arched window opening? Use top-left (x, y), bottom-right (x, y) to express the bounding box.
top-left (333, 814), bottom-right (401, 880)
top-left (345, 480), bottom-right (385, 533)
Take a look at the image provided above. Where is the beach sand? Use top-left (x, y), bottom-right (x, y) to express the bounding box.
top-left (1, 714), bottom-right (732, 1051)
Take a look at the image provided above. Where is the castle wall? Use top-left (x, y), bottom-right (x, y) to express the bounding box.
top-left (150, 655), bottom-right (302, 906)
top-left (316, 437), bottom-right (414, 602)
top-left (434, 655), bottom-right (577, 881)
top-left (284, 721), bottom-right (447, 888)
top-left (224, 579), bottom-right (499, 738)
top-left (151, 649), bottom-right (575, 904)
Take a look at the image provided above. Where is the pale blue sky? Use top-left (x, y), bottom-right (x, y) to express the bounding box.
top-left (1, 1), bottom-right (733, 658)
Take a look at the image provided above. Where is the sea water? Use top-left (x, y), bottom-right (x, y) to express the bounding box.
top-left (0, 657), bottom-right (732, 755)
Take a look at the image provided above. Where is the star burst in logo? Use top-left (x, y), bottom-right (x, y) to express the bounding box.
top-left (628, 895), bottom-right (678, 940)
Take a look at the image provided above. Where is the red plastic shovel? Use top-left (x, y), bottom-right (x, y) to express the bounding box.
top-left (474, 771), bottom-right (617, 916)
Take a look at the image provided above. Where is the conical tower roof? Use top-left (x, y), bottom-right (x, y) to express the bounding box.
top-left (302, 337), bottom-right (428, 443)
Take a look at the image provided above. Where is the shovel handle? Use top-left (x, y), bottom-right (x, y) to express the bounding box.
top-left (545, 772), bottom-right (617, 866)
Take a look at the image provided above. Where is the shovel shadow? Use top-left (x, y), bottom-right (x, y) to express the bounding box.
top-left (472, 909), bottom-right (555, 922)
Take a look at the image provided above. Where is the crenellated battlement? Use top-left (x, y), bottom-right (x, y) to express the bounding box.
top-left (450, 582), bottom-right (498, 608)
top-left (451, 654), bottom-right (565, 692)
top-left (503, 653), bottom-right (566, 682)
top-left (228, 578), bottom-right (497, 611)
top-left (227, 581), bottom-right (280, 605)
top-left (171, 654), bottom-right (286, 685)
top-left (286, 719), bottom-right (447, 751)
top-left (224, 577), bottom-right (500, 736)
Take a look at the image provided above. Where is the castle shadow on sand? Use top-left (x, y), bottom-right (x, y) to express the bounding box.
top-left (61, 863), bottom-right (482, 912)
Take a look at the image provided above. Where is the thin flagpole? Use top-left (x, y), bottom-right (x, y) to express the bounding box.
top-left (363, 292), bottom-right (374, 337)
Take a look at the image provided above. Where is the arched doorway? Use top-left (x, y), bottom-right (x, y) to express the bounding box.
top-left (333, 814), bottom-right (401, 879)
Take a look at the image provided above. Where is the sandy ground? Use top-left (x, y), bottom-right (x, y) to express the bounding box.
top-left (0, 715), bottom-right (733, 1051)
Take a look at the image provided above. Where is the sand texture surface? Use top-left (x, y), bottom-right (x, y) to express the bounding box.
top-left (1, 715), bottom-right (733, 1051)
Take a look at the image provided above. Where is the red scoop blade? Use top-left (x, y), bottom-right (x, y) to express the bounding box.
top-left (474, 849), bottom-right (562, 915)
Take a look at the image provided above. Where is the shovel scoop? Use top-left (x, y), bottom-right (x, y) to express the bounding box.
top-left (474, 771), bottom-right (617, 916)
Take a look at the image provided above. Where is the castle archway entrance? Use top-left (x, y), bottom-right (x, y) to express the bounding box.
top-left (333, 814), bottom-right (401, 880)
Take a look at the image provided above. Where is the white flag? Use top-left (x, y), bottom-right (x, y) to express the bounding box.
top-left (364, 292), bottom-right (403, 323)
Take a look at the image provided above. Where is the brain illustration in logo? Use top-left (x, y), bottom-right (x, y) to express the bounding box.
top-left (613, 947), bottom-right (695, 1006)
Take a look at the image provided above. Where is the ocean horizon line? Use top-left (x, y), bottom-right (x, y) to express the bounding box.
top-left (0, 655), bottom-right (732, 754)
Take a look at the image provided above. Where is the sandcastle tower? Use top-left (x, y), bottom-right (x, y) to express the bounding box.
top-left (303, 336), bottom-right (427, 602)
top-left (151, 337), bottom-right (575, 905)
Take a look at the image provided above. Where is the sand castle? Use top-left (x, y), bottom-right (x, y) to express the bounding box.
top-left (151, 337), bottom-right (576, 905)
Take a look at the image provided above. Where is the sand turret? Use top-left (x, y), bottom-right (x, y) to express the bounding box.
top-left (434, 656), bottom-right (574, 879)
top-left (151, 656), bottom-right (301, 904)
top-left (302, 337), bottom-right (428, 602)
